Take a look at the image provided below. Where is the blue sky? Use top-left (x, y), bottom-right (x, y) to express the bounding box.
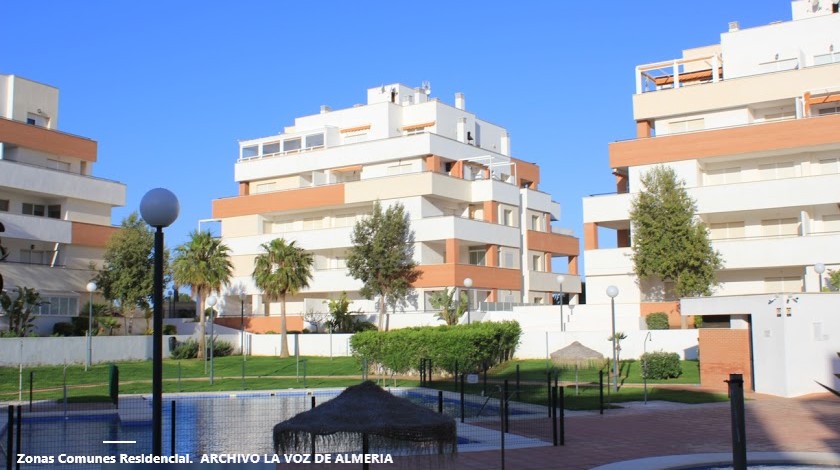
top-left (4, 1), bottom-right (792, 273)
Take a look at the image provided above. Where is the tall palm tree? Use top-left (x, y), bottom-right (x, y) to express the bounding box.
top-left (252, 238), bottom-right (313, 358)
top-left (172, 230), bottom-right (232, 359)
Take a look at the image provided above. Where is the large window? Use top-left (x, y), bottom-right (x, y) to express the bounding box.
top-left (819, 158), bottom-right (840, 175)
top-left (468, 247), bottom-right (486, 266)
top-left (22, 203), bottom-right (45, 217)
top-left (761, 218), bottom-right (799, 237)
top-left (20, 249), bottom-right (49, 265)
top-left (305, 133), bottom-right (324, 149)
top-left (705, 167), bottom-right (742, 185)
top-left (668, 118), bottom-right (704, 134)
top-left (283, 138), bottom-right (302, 152)
top-left (0, 199), bottom-right (8, 212)
top-left (262, 142), bottom-right (280, 155)
top-left (35, 296), bottom-right (79, 316)
top-left (764, 277), bottom-right (803, 293)
top-left (758, 161), bottom-right (795, 180)
top-left (709, 222), bottom-right (745, 240)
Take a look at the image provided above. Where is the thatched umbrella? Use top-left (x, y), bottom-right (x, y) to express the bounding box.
top-left (550, 341), bottom-right (605, 395)
top-left (273, 381), bottom-right (457, 467)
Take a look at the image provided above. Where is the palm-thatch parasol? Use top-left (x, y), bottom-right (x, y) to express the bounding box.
top-left (550, 341), bottom-right (605, 395)
top-left (273, 381), bottom-right (457, 466)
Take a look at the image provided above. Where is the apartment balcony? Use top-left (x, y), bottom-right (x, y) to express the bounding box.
top-left (610, 113), bottom-right (840, 169)
top-left (0, 116), bottom-right (97, 161)
top-left (224, 225), bottom-right (355, 255)
top-left (234, 132), bottom-right (507, 183)
top-left (414, 264), bottom-right (521, 290)
top-left (526, 230), bottom-right (578, 256)
top-left (583, 247), bottom-right (634, 277)
top-left (308, 268), bottom-right (363, 293)
top-left (0, 160), bottom-right (125, 206)
top-left (585, 172), bottom-right (840, 225)
top-left (715, 233), bottom-right (840, 270)
top-left (527, 270), bottom-right (581, 293)
top-left (1, 212), bottom-right (72, 244)
top-left (414, 216), bottom-right (520, 246)
top-left (633, 60), bottom-right (840, 121)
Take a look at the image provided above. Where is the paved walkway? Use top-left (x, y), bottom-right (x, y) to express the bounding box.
top-left (362, 393), bottom-right (840, 469)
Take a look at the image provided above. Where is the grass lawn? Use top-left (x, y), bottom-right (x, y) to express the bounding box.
top-left (0, 356), bottom-right (371, 402)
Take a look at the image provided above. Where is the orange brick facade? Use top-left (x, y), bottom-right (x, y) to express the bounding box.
top-left (215, 315), bottom-right (304, 334)
top-left (698, 328), bottom-right (753, 391)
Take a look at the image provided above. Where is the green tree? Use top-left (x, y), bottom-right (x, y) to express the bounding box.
top-left (171, 230), bottom-right (233, 359)
top-left (347, 201), bottom-right (421, 331)
top-left (95, 213), bottom-right (158, 315)
top-left (252, 238), bottom-right (313, 358)
top-left (0, 286), bottom-right (44, 336)
top-left (630, 166), bottom-right (723, 298)
top-left (429, 288), bottom-right (468, 326)
top-left (817, 352), bottom-right (840, 398)
top-left (325, 292), bottom-right (356, 333)
top-left (828, 269), bottom-right (840, 291)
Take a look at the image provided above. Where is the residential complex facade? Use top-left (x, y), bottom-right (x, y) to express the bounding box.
top-left (583, 1), bottom-right (840, 319)
top-left (212, 84), bottom-right (580, 318)
top-left (0, 75), bottom-right (125, 327)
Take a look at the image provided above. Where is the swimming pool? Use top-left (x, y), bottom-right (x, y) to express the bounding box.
top-left (3, 387), bottom-right (550, 465)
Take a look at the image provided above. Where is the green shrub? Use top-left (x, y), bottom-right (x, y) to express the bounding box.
top-left (163, 324), bottom-right (177, 335)
top-left (693, 315), bottom-right (703, 328)
top-left (170, 338), bottom-right (233, 359)
top-left (353, 321), bottom-right (377, 332)
top-left (641, 351), bottom-right (682, 379)
top-left (350, 321), bottom-right (522, 375)
top-left (52, 322), bottom-right (75, 336)
top-left (646, 312), bottom-right (670, 330)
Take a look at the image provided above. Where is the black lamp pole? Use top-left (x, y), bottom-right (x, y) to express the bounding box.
top-left (152, 227), bottom-right (164, 456)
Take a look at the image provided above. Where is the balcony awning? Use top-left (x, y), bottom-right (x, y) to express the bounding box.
top-left (401, 121), bottom-right (435, 131)
top-left (331, 165), bottom-right (363, 173)
top-left (339, 124), bottom-right (371, 134)
top-left (1, 264), bottom-right (94, 295)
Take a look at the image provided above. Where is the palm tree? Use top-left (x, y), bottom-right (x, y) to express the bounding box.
top-left (252, 238), bottom-right (313, 358)
top-left (171, 230), bottom-right (232, 359)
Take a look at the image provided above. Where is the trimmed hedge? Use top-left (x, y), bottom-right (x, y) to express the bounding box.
top-left (640, 351), bottom-right (682, 379)
top-left (170, 339), bottom-right (233, 359)
top-left (350, 321), bottom-right (522, 375)
top-left (646, 312), bottom-right (670, 330)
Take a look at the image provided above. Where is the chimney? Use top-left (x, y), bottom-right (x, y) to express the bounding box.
top-left (320, 105), bottom-right (331, 114)
top-left (728, 21), bottom-right (739, 32)
top-left (457, 118), bottom-right (467, 143)
top-left (455, 92), bottom-right (465, 110)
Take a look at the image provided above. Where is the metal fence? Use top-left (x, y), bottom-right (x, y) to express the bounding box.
top-left (1, 362), bottom-right (565, 469)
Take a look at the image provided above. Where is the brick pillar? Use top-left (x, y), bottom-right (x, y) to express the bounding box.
top-left (698, 329), bottom-right (753, 391)
top-left (445, 239), bottom-right (460, 264)
top-left (568, 255), bottom-right (579, 275)
top-left (483, 201), bottom-right (498, 223)
top-left (584, 223), bottom-right (599, 250)
top-left (487, 244), bottom-right (498, 267)
top-left (239, 182), bottom-right (250, 196)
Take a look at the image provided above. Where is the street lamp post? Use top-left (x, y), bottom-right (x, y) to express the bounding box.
top-left (207, 295), bottom-right (217, 386)
top-left (556, 275), bottom-right (565, 332)
top-left (643, 331), bottom-right (652, 404)
top-left (606, 285), bottom-right (619, 392)
top-left (815, 263), bottom-right (826, 292)
top-left (140, 188), bottom-right (179, 457)
top-left (463, 277), bottom-right (473, 324)
top-left (85, 282), bottom-right (96, 371)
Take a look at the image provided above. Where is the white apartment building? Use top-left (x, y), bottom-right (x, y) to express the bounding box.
top-left (582, 1), bottom-right (840, 320)
top-left (212, 83), bottom-right (580, 323)
top-left (0, 75), bottom-right (126, 331)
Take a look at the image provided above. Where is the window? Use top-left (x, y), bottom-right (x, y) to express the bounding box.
top-left (255, 182), bottom-right (276, 194)
top-left (705, 167), bottom-right (742, 185)
top-left (468, 248), bottom-right (486, 266)
top-left (502, 209), bottom-right (514, 227)
top-left (531, 215), bottom-right (542, 231)
top-left (242, 146), bottom-right (258, 158)
top-left (758, 161), bottom-right (795, 180)
top-left (764, 277), bottom-right (803, 293)
top-left (668, 118), bottom-right (704, 134)
top-left (532, 255), bottom-right (543, 271)
top-left (263, 142), bottom-right (280, 155)
top-left (819, 158), bottom-right (840, 174)
top-left (20, 249), bottom-right (49, 265)
top-left (334, 213), bottom-right (356, 228)
top-left (814, 52), bottom-right (840, 66)
top-left (817, 105), bottom-right (840, 116)
top-left (761, 218), bottom-right (800, 237)
top-left (35, 296), bottom-right (79, 316)
top-left (47, 205), bottom-right (61, 219)
top-left (26, 113), bottom-right (48, 127)
top-left (305, 133), bottom-right (324, 149)
top-left (821, 214), bottom-right (840, 233)
top-left (22, 203), bottom-right (45, 217)
top-left (709, 222), bottom-right (745, 240)
top-left (283, 138), bottom-right (302, 152)
top-left (0, 199), bottom-right (8, 212)
top-left (387, 164), bottom-right (412, 175)
top-left (303, 217), bottom-right (324, 230)
top-left (47, 159), bottom-right (71, 172)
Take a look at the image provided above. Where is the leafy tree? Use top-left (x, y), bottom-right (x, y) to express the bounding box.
top-left (171, 230), bottom-right (233, 359)
top-left (0, 286), bottom-right (44, 336)
top-left (347, 201), bottom-right (421, 330)
top-left (630, 166), bottom-right (723, 298)
top-left (817, 352), bottom-right (840, 398)
top-left (252, 238), bottom-right (313, 358)
top-left (429, 288), bottom-right (468, 326)
top-left (828, 269), bottom-right (840, 291)
top-left (608, 331), bottom-right (628, 363)
top-left (95, 212), bottom-right (158, 314)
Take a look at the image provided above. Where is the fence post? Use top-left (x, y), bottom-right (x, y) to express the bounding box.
top-left (560, 385), bottom-right (565, 446)
top-left (311, 396), bottom-right (316, 409)
top-left (109, 364), bottom-right (119, 409)
top-left (599, 370), bottom-right (604, 415)
top-left (170, 400), bottom-right (176, 455)
top-left (6, 405), bottom-right (13, 470)
top-left (178, 361), bottom-right (182, 393)
top-left (552, 386), bottom-right (558, 446)
top-left (515, 364), bottom-right (520, 400)
top-left (727, 374), bottom-right (747, 470)
top-left (438, 390), bottom-right (443, 414)
top-left (500, 389), bottom-right (505, 470)
top-left (503, 379), bottom-right (509, 433)
top-left (547, 369), bottom-right (552, 417)
top-left (15, 405), bottom-right (21, 470)
top-left (28, 371), bottom-right (33, 412)
top-left (460, 374), bottom-right (465, 423)
top-left (302, 359), bottom-right (308, 388)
